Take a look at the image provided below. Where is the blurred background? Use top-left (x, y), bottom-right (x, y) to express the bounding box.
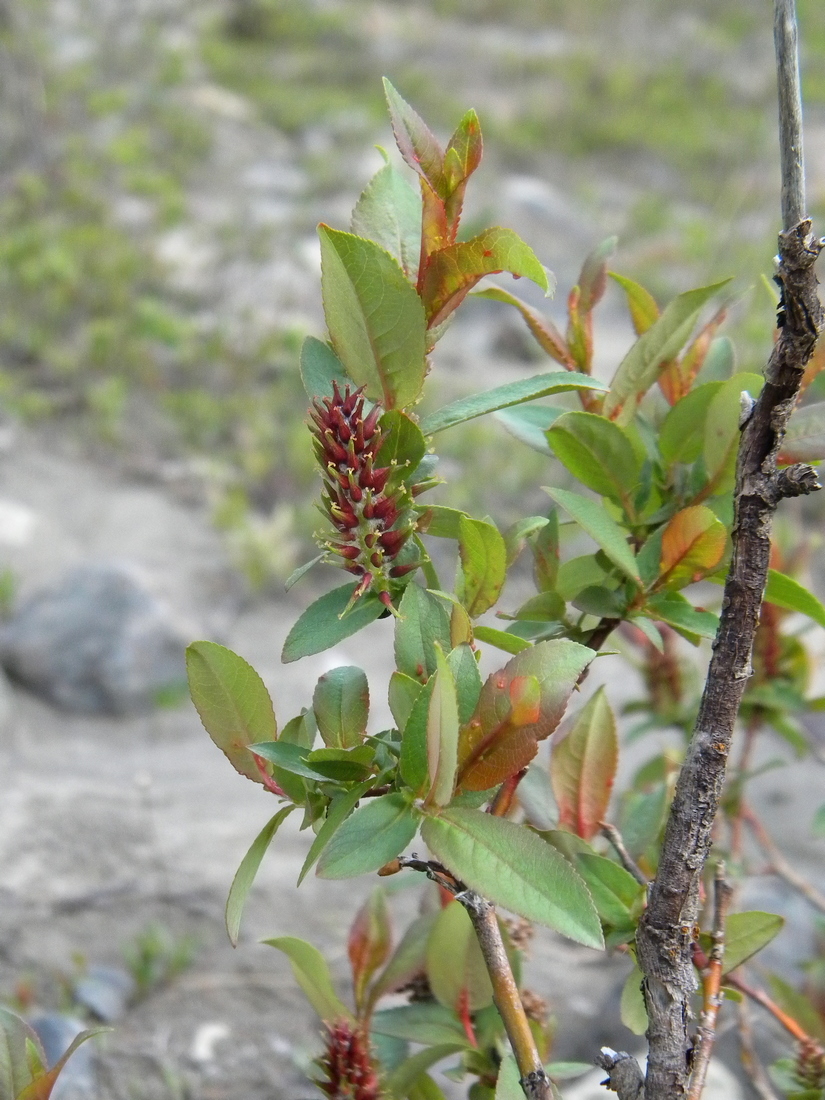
top-left (3, 0), bottom-right (824, 587)
top-left (3, 3), bottom-right (825, 1098)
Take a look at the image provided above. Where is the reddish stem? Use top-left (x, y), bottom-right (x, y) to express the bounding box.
top-left (252, 753), bottom-right (288, 798)
top-left (457, 989), bottom-right (478, 1047)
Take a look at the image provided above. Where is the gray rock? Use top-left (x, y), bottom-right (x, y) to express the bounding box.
top-left (73, 964), bottom-right (136, 1022)
top-left (29, 1014), bottom-right (97, 1100)
top-left (0, 563), bottom-right (190, 714)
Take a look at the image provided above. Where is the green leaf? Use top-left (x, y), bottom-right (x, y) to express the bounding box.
top-left (417, 505), bottom-right (469, 539)
top-left (351, 163), bottom-right (422, 279)
top-left (372, 1003), bottom-right (468, 1046)
top-left (383, 79), bottom-right (445, 193)
top-left (471, 625), bottom-right (532, 654)
top-left (400, 678), bottom-right (435, 794)
top-left (703, 372), bottom-right (765, 494)
top-left (603, 279), bottom-right (731, 425)
top-left (780, 401), bottom-right (825, 462)
top-left (420, 372), bottom-right (606, 436)
top-left (457, 517), bottom-right (507, 618)
top-left (186, 641), bottom-right (277, 785)
top-left (319, 225), bottom-right (427, 410)
top-left (425, 646), bottom-right (460, 808)
top-left (395, 584), bottom-right (452, 681)
top-left (389, 671), bottom-right (423, 731)
top-left (421, 228), bottom-right (550, 327)
top-left (645, 592), bottom-right (719, 640)
top-left (494, 1053), bottom-right (523, 1100)
top-left (226, 805), bottom-right (296, 946)
top-left (556, 554), bottom-right (607, 601)
top-left (285, 553), bottom-right (327, 592)
top-left (495, 405), bottom-right (563, 454)
top-left (547, 412), bottom-right (642, 512)
top-left (657, 506), bottom-right (727, 590)
top-left (545, 1062), bottom-right (595, 1081)
top-left (473, 285), bottom-right (572, 366)
top-left (313, 666), bottom-right (370, 749)
top-left (620, 965), bottom-right (648, 1034)
top-left (716, 911), bottom-right (784, 975)
top-left (609, 272), bottom-right (659, 336)
top-left (298, 779), bottom-right (376, 885)
top-left (249, 740), bottom-right (349, 782)
top-left (317, 793), bottom-right (419, 878)
top-left (270, 710), bottom-right (315, 802)
top-left (575, 853), bottom-right (643, 931)
top-left (263, 936), bottom-right (354, 1024)
top-left (0, 1007), bottom-right (45, 1100)
top-left (282, 583), bottom-right (385, 663)
top-left (421, 809), bottom-right (603, 947)
top-left (659, 382), bottom-right (724, 466)
top-left (530, 512), bottom-right (560, 590)
top-left (447, 643), bottom-right (483, 725)
top-left (427, 901), bottom-right (494, 1012)
top-left (458, 640), bottom-right (593, 792)
top-left (388, 1045), bottom-right (469, 1099)
top-left (544, 487), bottom-right (641, 585)
top-left (551, 688), bottom-right (618, 841)
top-left (764, 569), bottom-right (825, 629)
top-left (300, 336), bottom-right (350, 401)
top-left (376, 411), bottom-right (428, 475)
top-left (307, 746), bottom-right (375, 783)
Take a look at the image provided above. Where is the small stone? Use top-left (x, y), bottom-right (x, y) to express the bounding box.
top-left (73, 964), bottom-right (136, 1022)
top-left (0, 562), bottom-right (191, 714)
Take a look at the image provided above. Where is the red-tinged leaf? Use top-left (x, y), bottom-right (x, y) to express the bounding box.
top-left (551, 687), bottom-right (617, 841)
top-left (0, 1007), bottom-right (47, 1099)
top-left (186, 641), bottom-right (277, 785)
top-left (779, 401), bottom-right (825, 463)
top-left (659, 306), bottom-right (726, 405)
top-left (457, 640), bottom-right (592, 791)
top-left (420, 178), bottom-right (450, 272)
top-left (609, 272), bottom-right (659, 336)
top-left (444, 110), bottom-right (483, 190)
top-left (421, 228), bottom-right (550, 328)
top-left (443, 109), bottom-right (483, 232)
top-left (349, 887), bottom-right (392, 1012)
top-left (509, 676), bottom-right (541, 726)
top-left (657, 505), bottom-right (727, 590)
top-left (15, 1028), bottom-right (109, 1100)
top-left (383, 78), bottom-right (445, 194)
top-left (578, 237), bottom-right (617, 314)
top-left (473, 286), bottom-right (572, 366)
top-left (565, 285), bottom-right (590, 372)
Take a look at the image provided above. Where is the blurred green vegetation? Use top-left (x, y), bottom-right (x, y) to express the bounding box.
top-left (2, 0), bottom-right (823, 586)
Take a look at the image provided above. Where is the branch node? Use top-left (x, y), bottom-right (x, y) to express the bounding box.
top-left (597, 1049), bottom-right (645, 1099)
top-left (772, 464), bottom-right (821, 499)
